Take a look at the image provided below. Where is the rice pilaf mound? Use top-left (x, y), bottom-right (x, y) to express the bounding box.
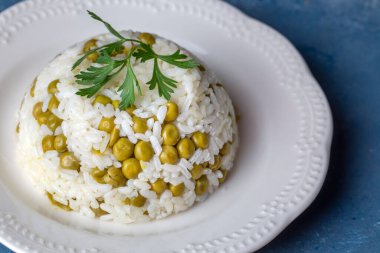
top-left (17, 31), bottom-right (238, 223)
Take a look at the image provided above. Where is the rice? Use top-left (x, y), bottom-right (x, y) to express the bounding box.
top-left (16, 30), bottom-right (238, 223)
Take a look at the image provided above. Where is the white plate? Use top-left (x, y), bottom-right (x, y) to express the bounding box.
top-left (0, 0), bottom-right (333, 252)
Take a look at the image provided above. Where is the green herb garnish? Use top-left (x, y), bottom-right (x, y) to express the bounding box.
top-left (72, 11), bottom-right (198, 109)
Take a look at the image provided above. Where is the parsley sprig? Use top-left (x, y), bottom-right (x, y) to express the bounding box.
top-left (72, 11), bottom-right (198, 109)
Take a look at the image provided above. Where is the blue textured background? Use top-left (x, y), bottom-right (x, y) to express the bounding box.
top-left (1, 0), bottom-right (380, 252)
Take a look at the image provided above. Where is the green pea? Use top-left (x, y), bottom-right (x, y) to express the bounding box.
top-left (46, 114), bottom-right (62, 132)
top-left (138, 33), bottom-right (156, 45)
top-left (159, 145), bottom-right (179, 164)
top-left (151, 179), bottom-right (167, 195)
top-left (87, 52), bottom-right (98, 62)
top-left (108, 127), bottom-right (120, 147)
top-left (191, 131), bottom-right (209, 149)
top-left (54, 134), bottom-right (67, 153)
top-left (169, 183), bottom-right (185, 197)
top-left (113, 138), bottom-right (134, 161)
top-left (93, 95), bottom-right (111, 105)
top-left (108, 166), bottom-right (125, 179)
top-left (98, 117), bottom-right (115, 133)
top-left (191, 164), bottom-right (204, 180)
top-left (91, 207), bottom-right (108, 217)
top-left (46, 192), bottom-right (72, 211)
top-left (134, 141), bottom-right (154, 162)
top-left (165, 102), bottom-right (179, 122)
top-left (122, 158), bottom-right (142, 179)
top-left (220, 143), bottom-right (230, 155)
top-left (37, 111), bottom-right (52, 125)
top-left (195, 175), bottom-right (209, 196)
top-left (83, 39), bottom-right (97, 52)
top-left (60, 152), bottom-right (80, 170)
top-left (112, 100), bottom-right (120, 109)
top-left (33, 102), bottom-right (43, 119)
top-left (106, 166), bottom-right (126, 187)
top-left (130, 195), bottom-right (146, 207)
top-left (210, 155), bottom-right (222, 171)
top-left (83, 39), bottom-right (98, 62)
top-left (162, 123), bottom-right (180, 146)
top-left (126, 105), bottom-right (136, 115)
top-left (176, 138), bottom-right (195, 159)
top-left (47, 79), bottom-right (59, 94)
top-left (124, 198), bottom-right (131, 205)
top-left (103, 174), bottom-right (119, 188)
top-left (42, 135), bottom-right (55, 153)
top-left (48, 95), bottom-right (60, 111)
top-left (132, 116), bottom-right (148, 133)
top-left (218, 169), bottom-right (228, 184)
top-left (91, 168), bottom-right (107, 184)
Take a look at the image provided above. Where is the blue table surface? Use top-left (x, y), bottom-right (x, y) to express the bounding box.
top-left (1, 0), bottom-right (380, 252)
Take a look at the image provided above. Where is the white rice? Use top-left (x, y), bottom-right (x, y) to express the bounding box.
top-left (16, 30), bottom-right (238, 223)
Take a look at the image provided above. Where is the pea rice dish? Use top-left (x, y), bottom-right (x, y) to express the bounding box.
top-left (16, 12), bottom-right (238, 223)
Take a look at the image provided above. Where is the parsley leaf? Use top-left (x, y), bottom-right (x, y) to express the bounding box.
top-left (73, 11), bottom-right (198, 109)
top-left (75, 52), bottom-right (117, 97)
top-left (147, 58), bottom-right (177, 100)
top-left (87, 11), bottom-right (125, 40)
top-left (72, 41), bottom-right (125, 70)
top-left (118, 59), bottom-right (141, 109)
top-left (134, 45), bottom-right (198, 69)
top-left (156, 50), bottom-right (199, 69)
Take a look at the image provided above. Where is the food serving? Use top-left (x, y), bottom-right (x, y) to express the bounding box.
top-left (16, 11), bottom-right (238, 223)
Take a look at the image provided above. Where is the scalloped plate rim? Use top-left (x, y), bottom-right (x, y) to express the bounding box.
top-left (0, 0), bottom-right (333, 252)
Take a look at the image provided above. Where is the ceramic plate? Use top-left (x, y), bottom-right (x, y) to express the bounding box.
top-left (0, 0), bottom-right (333, 252)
